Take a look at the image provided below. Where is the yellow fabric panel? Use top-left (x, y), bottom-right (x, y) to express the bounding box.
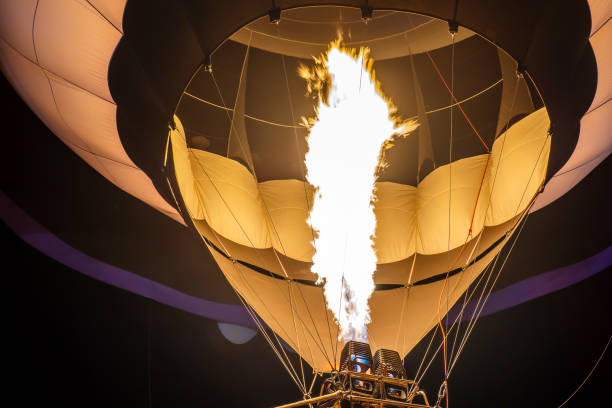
top-left (374, 215), bottom-right (518, 284)
top-left (208, 244), bottom-right (339, 372)
top-left (258, 179), bottom-right (316, 263)
top-left (193, 218), bottom-right (316, 281)
top-left (170, 116), bottom-right (205, 220)
top-left (416, 155), bottom-right (490, 255)
top-left (190, 150), bottom-right (271, 249)
top-left (373, 182), bottom-right (418, 264)
top-left (486, 108), bottom-right (550, 225)
top-left (180, 109), bottom-right (549, 262)
top-left (369, 228), bottom-right (512, 359)
top-left (207, 217), bottom-right (515, 371)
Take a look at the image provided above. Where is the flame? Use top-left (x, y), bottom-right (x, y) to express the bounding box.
top-left (301, 42), bottom-right (417, 341)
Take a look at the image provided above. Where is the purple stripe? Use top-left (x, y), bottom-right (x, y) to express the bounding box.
top-left (448, 245), bottom-right (612, 323)
top-left (0, 191), bottom-right (255, 329)
top-left (2, 191), bottom-right (609, 332)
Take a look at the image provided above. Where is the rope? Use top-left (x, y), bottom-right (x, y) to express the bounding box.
top-left (189, 148), bottom-right (335, 370)
top-left (205, 50), bottom-right (336, 369)
top-left (184, 79), bottom-right (503, 132)
top-left (448, 131), bottom-right (550, 373)
top-left (188, 160), bottom-right (307, 392)
top-left (405, 15), bottom-right (489, 153)
top-left (277, 39), bottom-right (337, 368)
top-left (555, 335), bottom-right (611, 408)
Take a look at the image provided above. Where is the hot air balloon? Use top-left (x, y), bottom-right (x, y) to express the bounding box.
top-left (0, 1), bottom-right (609, 407)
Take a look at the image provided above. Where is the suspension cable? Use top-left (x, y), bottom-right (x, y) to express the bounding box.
top-left (555, 335), bottom-right (611, 408)
top-left (205, 45), bottom-right (337, 369)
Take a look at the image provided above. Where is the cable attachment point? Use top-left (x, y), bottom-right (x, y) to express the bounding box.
top-left (435, 381), bottom-right (448, 407)
top-left (203, 55), bottom-right (213, 73)
top-left (361, 6), bottom-right (373, 24)
top-left (448, 20), bottom-right (459, 35)
top-left (168, 117), bottom-right (176, 131)
top-left (269, 8), bottom-right (281, 25)
top-left (516, 62), bottom-right (527, 79)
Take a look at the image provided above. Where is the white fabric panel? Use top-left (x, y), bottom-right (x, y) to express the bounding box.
top-left (47, 71), bottom-right (133, 165)
top-left (86, 0), bottom-right (126, 32)
top-left (588, 0), bottom-right (612, 34)
top-left (560, 101), bottom-right (612, 172)
top-left (533, 12), bottom-right (611, 212)
top-left (259, 179), bottom-right (315, 263)
top-left (0, 0), bottom-right (38, 61)
top-left (0, 38), bottom-right (73, 144)
top-left (190, 150), bottom-right (271, 249)
top-left (69, 145), bottom-right (115, 186)
top-left (373, 182), bottom-right (417, 263)
top-left (589, 19), bottom-right (611, 111)
top-left (486, 108), bottom-right (550, 224)
top-left (169, 116), bottom-right (206, 220)
top-left (34, 0), bottom-right (120, 102)
top-left (532, 102), bottom-right (610, 212)
top-left (96, 155), bottom-right (178, 215)
top-left (416, 155), bottom-right (490, 255)
top-left (531, 152), bottom-right (608, 212)
top-left (0, 1), bottom-right (181, 223)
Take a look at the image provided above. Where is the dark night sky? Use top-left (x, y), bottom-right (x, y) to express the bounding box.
top-left (1, 68), bottom-right (611, 407)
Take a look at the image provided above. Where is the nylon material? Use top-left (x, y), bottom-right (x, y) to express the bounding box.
top-left (194, 218), bottom-right (316, 281)
top-left (372, 232), bottom-right (511, 359)
top-left (373, 215), bottom-right (518, 284)
top-left (208, 245), bottom-right (336, 372)
top-left (588, 0), bottom-right (612, 34)
top-left (0, 39), bottom-right (67, 135)
top-left (203, 215), bottom-right (514, 366)
top-left (0, 2), bottom-right (181, 221)
top-left (96, 155), bottom-right (177, 213)
top-left (415, 155), bottom-right (490, 255)
top-left (259, 180), bottom-right (315, 262)
top-left (230, 16), bottom-right (474, 61)
top-left (185, 110), bottom-right (550, 262)
top-left (86, 0), bottom-right (126, 32)
top-left (289, 281), bottom-right (342, 370)
top-left (226, 44), bottom-right (255, 173)
top-left (373, 182), bottom-right (418, 263)
top-left (589, 20), bottom-right (611, 111)
top-left (0, 0), bottom-right (38, 62)
top-left (34, 0), bottom-right (120, 102)
top-left (47, 72), bottom-right (133, 165)
top-left (557, 102), bottom-right (612, 175)
top-left (496, 48), bottom-right (534, 136)
top-left (190, 149), bottom-right (271, 249)
top-left (531, 153), bottom-right (608, 212)
top-left (486, 108), bottom-right (550, 225)
top-left (170, 117), bottom-right (205, 220)
top-left (69, 145), bottom-right (117, 186)
top-left (531, 18), bottom-right (610, 212)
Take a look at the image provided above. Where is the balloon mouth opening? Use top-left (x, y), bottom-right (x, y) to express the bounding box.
top-left (168, 3), bottom-right (551, 372)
